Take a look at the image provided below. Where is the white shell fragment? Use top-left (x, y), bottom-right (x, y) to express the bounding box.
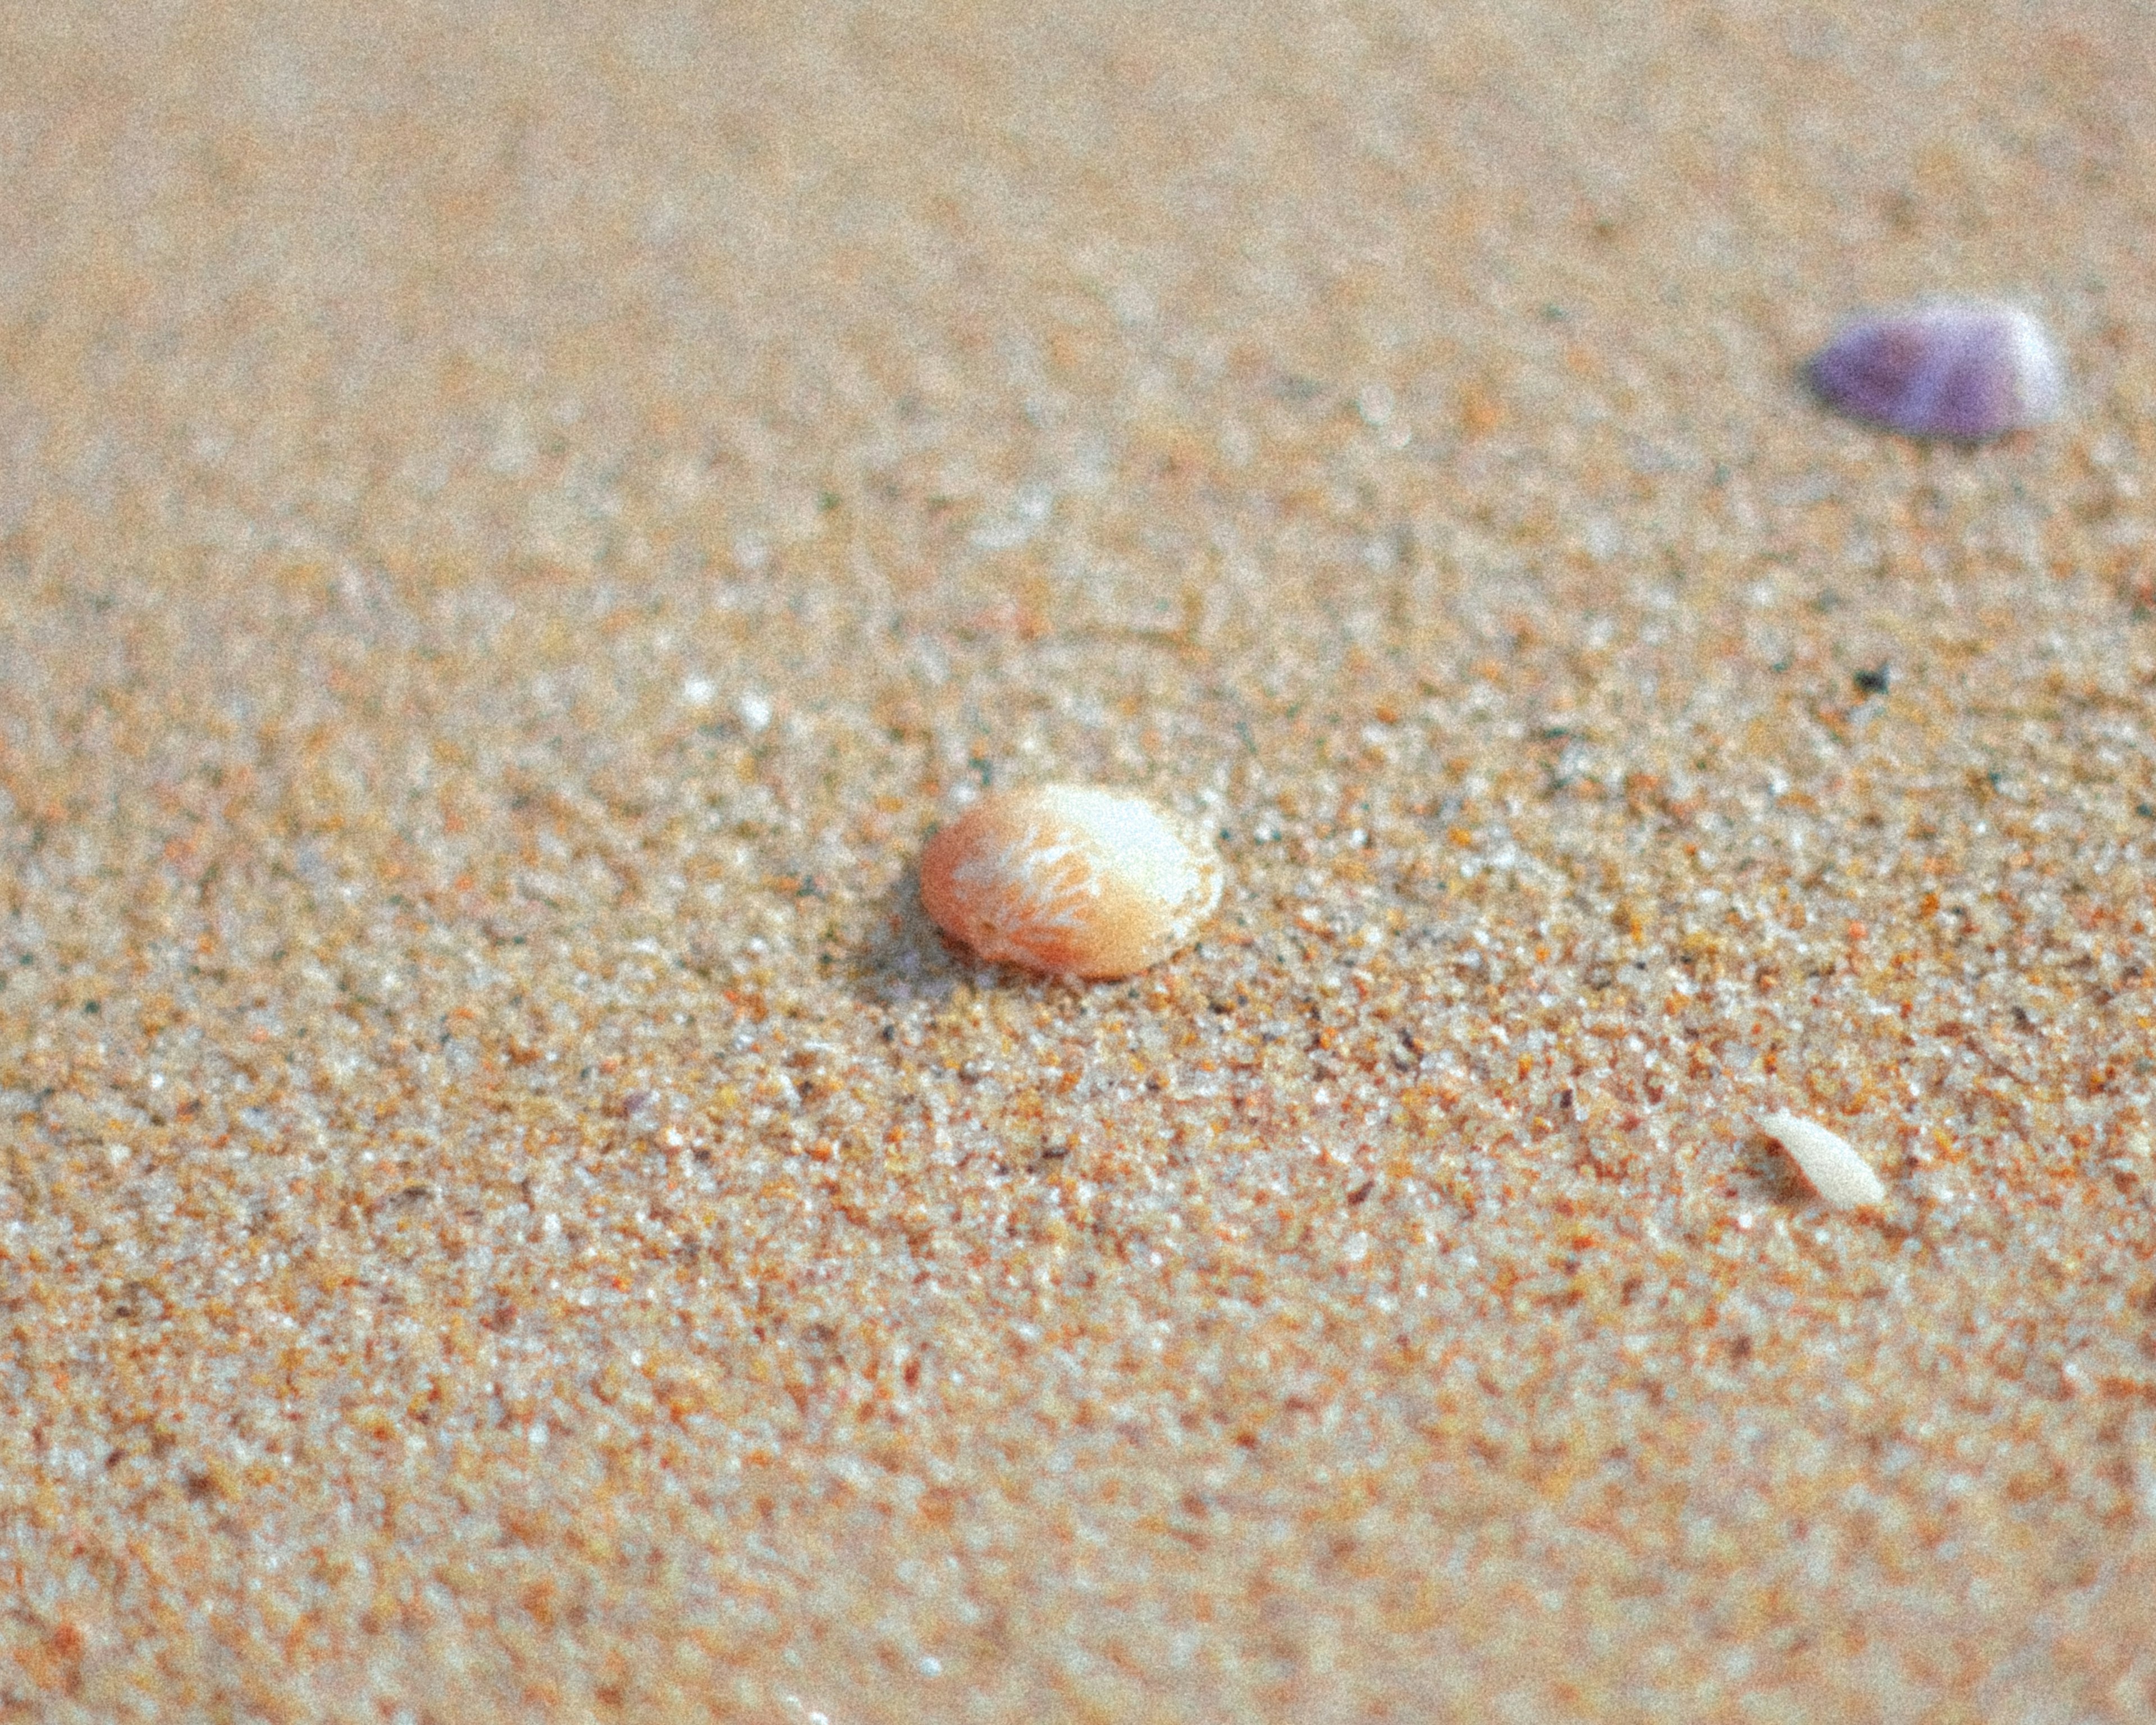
top-left (1806, 299), bottom-right (2062, 441)
top-left (1757, 1112), bottom-right (1886, 1210)
top-left (919, 783), bottom-right (1224, 979)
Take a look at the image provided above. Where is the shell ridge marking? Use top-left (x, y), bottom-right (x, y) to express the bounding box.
top-left (990, 876), bottom-right (1093, 933)
top-left (949, 838), bottom-right (1101, 901)
top-left (965, 839), bottom-right (1098, 947)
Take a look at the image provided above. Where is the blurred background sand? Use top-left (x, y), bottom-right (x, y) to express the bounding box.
top-left (3, 2), bottom-right (2156, 1718)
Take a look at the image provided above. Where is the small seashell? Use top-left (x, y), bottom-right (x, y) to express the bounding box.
top-left (919, 783), bottom-right (1223, 979)
top-left (1806, 299), bottom-right (2062, 441)
top-left (1757, 1111), bottom-right (1886, 1210)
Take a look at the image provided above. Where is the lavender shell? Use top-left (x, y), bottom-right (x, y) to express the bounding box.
top-left (1806, 300), bottom-right (2062, 441)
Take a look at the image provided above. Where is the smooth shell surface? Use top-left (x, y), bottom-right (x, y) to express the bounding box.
top-left (1807, 300), bottom-right (2062, 440)
top-left (919, 784), bottom-right (1223, 979)
top-left (1757, 1112), bottom-right (1886, 1210)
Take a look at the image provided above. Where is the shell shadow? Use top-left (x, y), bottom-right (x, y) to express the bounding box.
top-left (839, 865), bottom-right (972, 1012)
top-left (1794, 350), bottom-right (1839, 417)
top-left (837, 865), bottom-right (1099, 1015)
top-left (1796, 346), bottom-right (1894, 435)
top-left (1730, 1125), bottom-right (1815, 1210)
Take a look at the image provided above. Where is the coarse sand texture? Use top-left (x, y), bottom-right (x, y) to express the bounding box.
top-left (3, 2), bottom-right (2156, 1722)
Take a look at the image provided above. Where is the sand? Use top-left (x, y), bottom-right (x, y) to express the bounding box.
top-left (4, 1), bottom-right (2156, 1719)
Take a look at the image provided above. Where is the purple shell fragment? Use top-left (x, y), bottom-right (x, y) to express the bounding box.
top-left (1807, 300), bottom-right (2062, 441)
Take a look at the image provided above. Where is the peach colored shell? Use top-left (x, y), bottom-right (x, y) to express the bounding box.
top-left (919, 784), bottom-right (1225, 979)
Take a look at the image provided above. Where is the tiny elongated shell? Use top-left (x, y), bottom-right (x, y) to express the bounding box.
top-left (919, 784), bottom-right (1223, 979)
top-left (1807, 300), bottom-right (2062, 440)
top-left (1757, 1111), bottom-right (1886, 1210)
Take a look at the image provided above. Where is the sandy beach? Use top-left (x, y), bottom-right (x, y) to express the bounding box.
top-left (4, 2), bottom-right (2156, 1718)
